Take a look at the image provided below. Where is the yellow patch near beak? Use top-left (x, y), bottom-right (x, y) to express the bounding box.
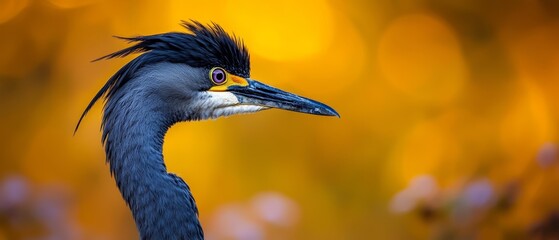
top-left (209, 70), bottom-right (249, 91)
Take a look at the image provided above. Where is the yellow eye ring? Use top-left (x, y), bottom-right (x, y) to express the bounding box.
top-left (209, 67), bottom-right (227, 85)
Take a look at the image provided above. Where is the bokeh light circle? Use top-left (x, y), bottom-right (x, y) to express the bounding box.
top-left (0, 0), bottom-right (29, 24)
top-left (499, 79), bottom-right (555, 174)
top-left (223, 0), bottom-right (335, 61)
top-left (47, 0), bottom-right (97, 9)
top-left (378, 13), bottom-right (467, 105)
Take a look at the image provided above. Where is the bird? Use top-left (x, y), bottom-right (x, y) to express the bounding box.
top-left (75, 20), bottom-right (339, 240)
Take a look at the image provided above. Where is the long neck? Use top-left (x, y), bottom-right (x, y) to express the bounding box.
top-left (103, 86), bottom-right (203, 240)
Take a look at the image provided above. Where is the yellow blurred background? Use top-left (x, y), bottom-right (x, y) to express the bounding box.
top-left (1, 0), bottom-right (559, 239)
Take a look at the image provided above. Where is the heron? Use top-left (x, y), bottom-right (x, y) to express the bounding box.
top-left (75, 21), bottom-right (339, 239)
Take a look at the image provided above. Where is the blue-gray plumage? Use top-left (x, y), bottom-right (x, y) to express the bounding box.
top-left (76, 21), bottom-right (338, 240)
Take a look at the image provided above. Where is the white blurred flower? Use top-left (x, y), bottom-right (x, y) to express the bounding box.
top-left (390, 175), bottom-right (438, 214)
top-left (209, 203), bottom-right (264, 240)
top-left (390, 189), bottom-right (416, 214)
top-left (207, 192), bottom-right (301, 240)
top-left (250, 192), bottom-right (300, 227)
top-left (407, 175), bottom-right (438, 200)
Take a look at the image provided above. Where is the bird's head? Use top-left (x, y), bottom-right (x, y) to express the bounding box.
top-left (76, 21), bottom-right (338, 132)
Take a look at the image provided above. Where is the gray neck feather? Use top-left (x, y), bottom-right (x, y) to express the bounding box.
top-left (102, 63), bottom-right (204, 240)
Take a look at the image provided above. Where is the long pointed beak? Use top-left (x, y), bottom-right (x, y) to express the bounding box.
top-left (228, 79), bottom-right (339, 117)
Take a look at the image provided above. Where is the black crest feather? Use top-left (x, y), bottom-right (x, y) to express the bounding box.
top-left (75, 20), bottom-right (250, 133)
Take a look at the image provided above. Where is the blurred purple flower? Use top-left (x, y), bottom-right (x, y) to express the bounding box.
top-left (33, 186), bottom-right (81, 240)
top-left (0, 175), bottom-right (29, 210)
top-left (537, 142), bottom-right (557, 168)
top-left (0, 175), bottom-right (82, 240)
top-left (463, 179), bottom-right (493, 209)
top-left (34, 187), bottom-right (69, 226)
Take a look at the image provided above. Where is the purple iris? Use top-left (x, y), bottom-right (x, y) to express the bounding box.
top-left (212, 68), bottom-right (226, 84)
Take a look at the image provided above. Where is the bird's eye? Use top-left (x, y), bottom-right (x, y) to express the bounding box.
top-left (210, 68), bottom-right (227, 85)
